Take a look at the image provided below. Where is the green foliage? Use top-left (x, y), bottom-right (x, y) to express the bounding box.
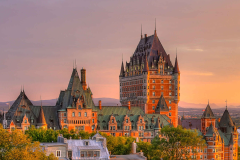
top-left (0, 124), bottom-right (57, 160)
top-left (25, 126), bottom-right (135, 155)
top-left (138, 126), bottom-right (206, 160)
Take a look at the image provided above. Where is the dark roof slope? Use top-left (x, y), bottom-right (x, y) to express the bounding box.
top-left (174, 55), bottom-right (180, 73)
top-left (202, 104), bottom-right (215, 118)
top-left (155, 95), bottom-right (169, 112)
top-left (219, 109), bottom-right (234, 127)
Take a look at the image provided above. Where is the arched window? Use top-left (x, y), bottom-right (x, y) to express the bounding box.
top-left (84, 112), bottom-right (87, 117)
top-left (78, 112), bottom-right (81, 117)
top-left (72, 112), bottom-right (75, 117)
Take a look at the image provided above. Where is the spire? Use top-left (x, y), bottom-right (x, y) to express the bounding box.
top-left (75, 59), bottom-right (77, 69)
top-left (141, 24), bottom-right (143, 39)
top-left (202, 102), bottom-right (215, 118)
top-left (154, 18), bottom-right (157, 35)
top-left (219, 107), bottom-right (234, 127)
top-left (37, 104), bottom-right (47, 126)
top-left (225, 100), bottom-right (227, 110)
top-left (174, 52), bottom-right (180, 73)
top-left (120, 60), bottom-right (125, 77)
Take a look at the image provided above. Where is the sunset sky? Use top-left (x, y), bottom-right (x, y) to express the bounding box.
top-left (0, 1), bottom-right (240, 106)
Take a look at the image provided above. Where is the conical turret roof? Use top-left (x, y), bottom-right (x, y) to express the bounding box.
top-left (219, 108), bottom-right (234, 127)
top-left (155, 95), bottom-right (169, 112)
top-left (174, 55), bottom-right (180, 73)
top-left (202, 103), bottom-right (215, 118)
top-left (205, 123), bottom-right (217, 137)
top-left (120, 61), bottom-right (125, 77)
top-left (37, 106), bottom-right (47, 126)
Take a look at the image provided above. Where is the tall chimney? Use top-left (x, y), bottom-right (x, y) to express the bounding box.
top-left (81, 68), bottom-right (87, 90)
top-left (99, 100), bottom-right (102, 110)
top-left (128, 101), bottom-right (131, 110)
top-left (131, 141), bottom-right (136, 154)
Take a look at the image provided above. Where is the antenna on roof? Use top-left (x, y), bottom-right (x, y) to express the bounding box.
top-left (208, 99), bottom-right (209, 105)
top-left (122, 53), bottom-right (123, 62)
top-left (225, 100), bottom-right (228, 110)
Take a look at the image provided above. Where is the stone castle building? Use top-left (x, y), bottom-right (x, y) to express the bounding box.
top-left (119, 28), bottom-right (180, 127)
top-left (2, 67), bottom-right (171, 142)
top-left (0, 25), bottom-right (238, 159)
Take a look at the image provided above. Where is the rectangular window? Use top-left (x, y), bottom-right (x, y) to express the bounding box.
top-left (64, 119), bottom-right (67, 123)
top-left (72, 112), bottom-right (75, 117)
top-left (78, 112), bottom-right (81, 117)
top-left (92, 119), bottom-right (94, 123)
top-left (152, 100), bottom-right (155, 104)
top-left (56, 150), bottom-right (61, 157)
top-left (153, 92), bottom-right (155, 96)
top-left (84, 112), bottom-right (87, 117)
top-left (153, 80), bottom-right (155, 83)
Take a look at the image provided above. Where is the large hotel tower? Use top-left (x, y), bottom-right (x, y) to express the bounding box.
top-left (119, 28), bottom-right (180, 127)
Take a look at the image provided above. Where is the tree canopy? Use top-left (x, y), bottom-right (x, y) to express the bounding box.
top-left (0, 124), bottom-right (57, 160)
top-left (25, 125), bottom-right (135, 155)
top-left (137, 126), bottom-right (206, 160)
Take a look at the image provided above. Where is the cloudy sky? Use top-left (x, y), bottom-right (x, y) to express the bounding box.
top-left (0, 0), bottom-right (240, 106)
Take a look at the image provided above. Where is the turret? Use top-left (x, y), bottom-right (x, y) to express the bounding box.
top-left (120, 61), bottom-right (125, 77)
top-left (201, 102), bottom-right (215, 135)
top-left (37, 106), bottom-right (47, 129)
top-left (81, 68), bottom-right (87, 90)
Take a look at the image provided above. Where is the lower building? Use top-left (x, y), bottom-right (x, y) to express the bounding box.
top-left (181, 103), bottom-right (238, 160)
top-left (41, 132), bottom-right (110, 160)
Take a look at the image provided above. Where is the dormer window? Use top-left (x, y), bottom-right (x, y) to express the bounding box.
top-left (126, 119), bottom-right (128, 123)
top-left (85, 141), bottom-right (89, 146)
top-left (140, 119), bottom-right (142, 123)
top-left (112, 119), bottom-right (114, 123)
top-left (25, 119), bottom-right (27, 123)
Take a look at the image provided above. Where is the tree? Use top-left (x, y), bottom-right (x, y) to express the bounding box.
top-left (0, 124), bottom-right (57, 160)
top-left (151, 126), bottom-right (205, 160)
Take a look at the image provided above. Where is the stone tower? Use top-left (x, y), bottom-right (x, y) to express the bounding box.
top-left (119, 26), bottom-right (180, 127)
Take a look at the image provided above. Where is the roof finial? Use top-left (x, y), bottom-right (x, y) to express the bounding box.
top-left (122, 53), bottom-right (123, 62)
top-left (225, 99), bottom-right (227, 110)
top-left (176, 48), bottom-right (177, 57)
top-left (75, 59), bottom-right (77, 69)
top-left (40, 96), bottom-right (42, 107)
top-left (208, 99), bottom-right (209, 105)
top-left (73, 60), bottom-right (74, 69)
top-left (141, 24), bottom-right (143, 39)
top-left (21, 85), bottom-right (22, 92)
top-left (155, 18), bottom-right (156, 34)
top-left (23, 85), bottom-right (24, 92)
